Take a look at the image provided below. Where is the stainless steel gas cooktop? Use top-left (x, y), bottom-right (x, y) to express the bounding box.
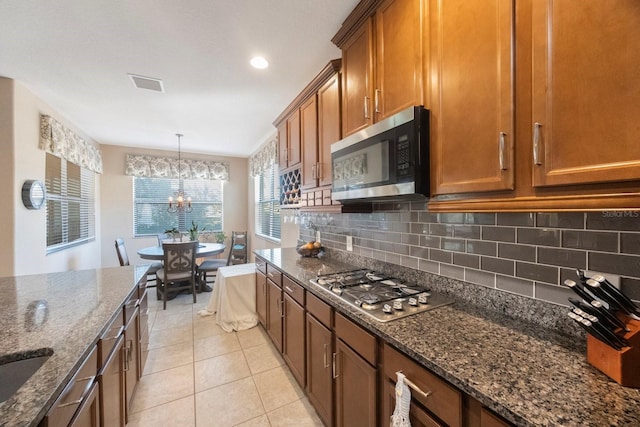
top-left (310, 269), bottom-right (453, 322)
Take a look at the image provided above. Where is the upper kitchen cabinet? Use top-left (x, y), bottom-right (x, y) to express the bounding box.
top-left (333, 0), bottom-right (425, 137)
top-left (430, 0), bottom-right (515, 195)
top-left (531, 1), bottom-right (640, 188)
top-left (317, 73), bottom-right (341, 187)
top-left (276, 110), bottom-right (301, 170)
top-left (429, 0), bottom-right (640, 211)
top-left (300, 95), bottom-right (318, 189)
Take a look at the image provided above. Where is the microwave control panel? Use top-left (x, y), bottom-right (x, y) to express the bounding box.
top-left (396, 135), bottom-right (412, 178)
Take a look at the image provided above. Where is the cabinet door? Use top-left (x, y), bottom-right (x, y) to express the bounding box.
top-left (138, 290), bottom-right (149, 377)
top-left (430, 0), bottom-right (515, 195)
top-left (381, 380), bottom-right (441, 427)
top-left (531, 1), bottom-right (640, 187)
top-left (266, 279), bottom-right (283, 352)
top-left (306, 314), bottom-right (333, 427)
top-left (342, 18), bottom-right (374, 137)
top-left (255, 271), bottom-right (267, 327)
top-left (283, 293), bottom-right (306, 387)
top-left (287, 109), bottom-right (302, 167)
top-left (335, 338), bottom-right (377, 427)
top-left (375, 0), bottom-right (424, 119)
top-left (68, 382), bottom-right (100, 427)
top-left (318, 73), bottom-right (341, 187)
top-left (277, 121), bottom-right (288, 168)
top-left (301, 96), bottom-right (318, 189)
top-left (124, 308), bottom-right (140, 422)
top-left (98, 335), bottom-right (125, 427)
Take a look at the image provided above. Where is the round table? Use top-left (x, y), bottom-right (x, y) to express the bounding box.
top-left (137, 242), bottom-right (226, 260)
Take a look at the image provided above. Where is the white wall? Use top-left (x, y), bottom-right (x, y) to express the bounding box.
top-left (4, 78), bottom-right (102, 276)
top-left (100, 144), bottom-right (249, 268)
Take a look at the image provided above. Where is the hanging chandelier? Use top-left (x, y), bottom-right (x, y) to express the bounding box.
top-left (168, 133), bottom-right (193, 213)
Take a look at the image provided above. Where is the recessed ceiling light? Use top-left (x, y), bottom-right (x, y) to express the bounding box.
top-left (250, 56), bottom-right (269, 69)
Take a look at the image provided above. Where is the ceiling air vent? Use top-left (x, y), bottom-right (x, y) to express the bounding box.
top-left (128, 74), bottom-right (164, 92)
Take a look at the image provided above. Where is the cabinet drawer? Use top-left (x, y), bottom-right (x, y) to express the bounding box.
top-left (334, 312), bottom-right (377, 366)
top-left (266, 264), bottom-right (282, 287)
top-left (123, 289), bottom-right (139, 326)
top-left (383, 343), bottom-right (462, 427)
top-left (306, 292), bottom-right (332, 328)
top-left (322, 189), bottom-right (332, 206)
top-left (255, 257), bottom-right (267, 274)
top-left (98, 314), bottom-right (124, 368)
top-left (283, 275), bottom-right (305, 306)
top-left (42, 346), bottom-right (98, 427)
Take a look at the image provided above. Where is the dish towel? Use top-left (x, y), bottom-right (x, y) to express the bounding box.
top-left (391, 371), bottom-right (411, 427)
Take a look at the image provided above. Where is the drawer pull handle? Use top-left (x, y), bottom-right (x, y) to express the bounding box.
top-left (103, 325), bottom-right (124, 341)
top-left (57, 376), bottom-right (95, 407)
top-left (396, 371), bottom-right (432, 398)
top-left (285, 285), bottom-right (294, 293)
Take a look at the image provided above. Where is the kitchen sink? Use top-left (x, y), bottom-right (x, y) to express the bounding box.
top-left (0, 349), bottom-right (53, 403)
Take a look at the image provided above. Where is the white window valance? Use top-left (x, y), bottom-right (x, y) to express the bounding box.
top-left (125, 154), bottom-right (229, 181)
top-left (249, 134), bottom-right (277, 177)
top-left (39, 114), bottom-right (103, 174)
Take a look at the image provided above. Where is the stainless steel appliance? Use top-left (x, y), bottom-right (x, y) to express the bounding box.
top-left (331, 106), bottom-right (429, 202)
top-left (310, 269), bottom-right (453, 322)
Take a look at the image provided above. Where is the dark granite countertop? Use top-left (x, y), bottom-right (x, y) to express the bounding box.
top-left (255, 248), bottom-right (640, 427)
top-left (0, 266), bottom-right (147, 427)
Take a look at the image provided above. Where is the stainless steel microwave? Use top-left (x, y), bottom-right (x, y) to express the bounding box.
top-left (331, 106), bottom-right (430, 203)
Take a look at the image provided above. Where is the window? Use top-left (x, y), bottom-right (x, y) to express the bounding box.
top-left (255, 163), bottom-right (280, 240)
top-left (45, 153), bottom-right (96, 253)
top-left (133, 177), bottom-right (223, 236)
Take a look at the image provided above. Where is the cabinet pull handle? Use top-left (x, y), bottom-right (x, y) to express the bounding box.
top-left (123, 342), bottom-right (130, 372)
top-left (499, 132), bottom-right (507, 170)
top-left (103, 325), bottom-right (124, 341)
top-left (395, 371), bottom-right (432, 398)
top-left (323, 344), bottom-right (330, 368)
top-left (332, 352), bottom-right (339, 379)
top-left (317, 162), bottom-right (322, 180)
top-left (57, 376), bottom-right (96, 407)
top-left (311, 163), bottom-right (317, 179)
top-left (285, 285), bottom-right (294, 293)
top-left (263, 282), bottom-right (267, 295)
top-left (364, 96), bottom-right (370, 119)
top-left (281, 299), bottom-right (285, 318)
top-left (375, 89), bottom-right (381, 114)
top-left (267, 271), bottom-right (275, 278)
top-left (533, 122), bottom-right (543, 165)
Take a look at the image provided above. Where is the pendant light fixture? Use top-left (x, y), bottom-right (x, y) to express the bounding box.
top-left (168, 133), bottom-right (193, 213)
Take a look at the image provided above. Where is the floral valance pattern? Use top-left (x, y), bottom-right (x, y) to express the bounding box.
top-left (39, 115), bottom-right (103, 173)
top-left (249, 134), bottom-right (277, 177)
top-left (125, 154), bottom-right (229, 181)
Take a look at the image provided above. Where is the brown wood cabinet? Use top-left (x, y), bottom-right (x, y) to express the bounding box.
top-left (277, 110), bottom-right (301, 170)
top-left (306, 311), bottom-right (333, 426)
top-left (334, 338), bottom-right (377, 427)
top-left (430, 0), bottom-right (514, 196)
top-left (335, 0), bottom-right (424, 137)
top-left (255, 270), bottom-right (267, 327)
top-left (381, 381), bottom-right (440, 427)
top-left (266, 278), bottom-right (283, 352)
top-left (318, 73), bottom-right (341, 188)
top-left (301, 95), bottom-right (318, 190)
top-left (429, 0), bottom-right (640, 211)
top-left (98, 335), bottom-right (125, 427)
top-left (123, 306), bottom-right (139, 422)
top-left (67, 382), bottom-right (100, 427)
top-left (283, 292), bottom-right (306, 387)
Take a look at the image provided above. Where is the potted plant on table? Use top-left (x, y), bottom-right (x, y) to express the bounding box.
top-left (187, 221), bottom-right (206, 242)
top-left (164, 227), bottom-right (180, 242)
top-left (213, 231), bottom-right (227, 244)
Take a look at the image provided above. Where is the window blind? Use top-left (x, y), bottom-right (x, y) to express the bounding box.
top-left (133, 177), bottom-right (223, 236)
top-left (45, 153), bottom-right (96, 253)
top-left (255, 163), bottom-right (281, 240)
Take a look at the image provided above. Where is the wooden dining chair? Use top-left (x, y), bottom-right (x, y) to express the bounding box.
top-left (197, 231), bottom-right (248, 290)
top-left (115, 238), bottom-right (161, 288)
top-left (156, 241), bottom-right (198, 310)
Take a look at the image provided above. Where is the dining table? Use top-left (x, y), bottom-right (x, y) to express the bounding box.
top-left (137, 242), bottom-right (226, 261)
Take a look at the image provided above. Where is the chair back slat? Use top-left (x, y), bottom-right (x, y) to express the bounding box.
top-left (115, 238), bottom-right (130, 266)
top-left (228, 231), bottom-right (248, 265)
top-left (162, 241), bottom-right (198, 276)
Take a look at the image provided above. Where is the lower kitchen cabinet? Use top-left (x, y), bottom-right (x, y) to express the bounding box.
top-left (40, 346), bottom-right (99, 427)
top-left (283, 291), bottom-right (306, 387)
top-left (306, 313), bottom-right (333, 426)
top-left (255, 271), bottom-right (267, 327)
top-left (266, 278), bottom-right (283, 352)
top-left (334, 338), bottom-right (377, 427)
top-left (123, 306), bottom-right (140, 422)
top-left (98, 335), bottom-right (125, 427)
top-left (381, 380), bottom-right (440, 427)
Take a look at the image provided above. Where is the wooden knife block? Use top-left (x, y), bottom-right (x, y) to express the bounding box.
top-left (586, 317), bottom-right (640, 388)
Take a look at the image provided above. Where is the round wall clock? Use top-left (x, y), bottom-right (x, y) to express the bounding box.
top-left (22, 179), bottom-right (46, 210)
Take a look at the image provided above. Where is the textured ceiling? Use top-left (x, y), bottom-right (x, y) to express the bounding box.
top-left (0, 0), bottom-right (359, 156)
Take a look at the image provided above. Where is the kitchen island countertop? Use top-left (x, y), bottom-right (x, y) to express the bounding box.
top-left (255, 247), bottom-right (640, 427)
top-left (0, 266), bottom-right (147, 427)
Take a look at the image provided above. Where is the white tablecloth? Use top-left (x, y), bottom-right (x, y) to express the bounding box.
top-left (198, 263), bottom-right (257, 332)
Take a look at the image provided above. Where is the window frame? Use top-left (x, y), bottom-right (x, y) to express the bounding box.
top-left (254, 163), bottom-right (281, 242)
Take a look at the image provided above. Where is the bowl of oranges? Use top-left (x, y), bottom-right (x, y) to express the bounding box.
top-left (296, 240), bottom-right (325, 257)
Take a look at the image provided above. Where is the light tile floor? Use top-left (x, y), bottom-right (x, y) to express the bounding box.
top-left (127, 291), bottom-right (324, 427)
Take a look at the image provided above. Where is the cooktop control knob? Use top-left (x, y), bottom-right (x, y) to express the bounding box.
top-left (393, 300), bottom-right (403, 311)
top-left (418, 294), bottom-right (428, 304)
top-left (408, 297), bottom-right (418, 306)
top-left (382, 304), bottom-right (393, 314)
